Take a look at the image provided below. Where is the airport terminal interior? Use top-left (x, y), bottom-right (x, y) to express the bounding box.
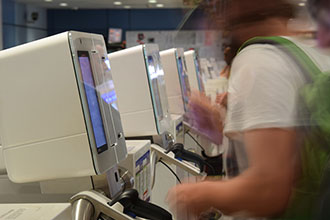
top-left (0, 0), bottom-right (329, 219)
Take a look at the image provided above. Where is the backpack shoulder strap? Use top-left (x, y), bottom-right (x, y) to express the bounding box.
top-left (238, 36), bottom-right (322, 82)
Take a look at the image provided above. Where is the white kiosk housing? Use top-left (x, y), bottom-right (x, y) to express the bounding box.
top-left (108, 44), bottom-right (171, 138)
top-left (184, 50), bottom-right (204, 92)
top-left (109, 45), bottom-right (201, 217)
top-left (160, 48), bottom-right (191, 115)
top-left (0, 31), bottom-right (127, 183)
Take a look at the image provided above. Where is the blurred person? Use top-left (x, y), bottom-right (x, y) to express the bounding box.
top-left (167, 0), bottom-right (330, 219)
top-left (215, 43), bottom-right (235, 107)
top-left (307, 1), bottom-right (330, 219)
top-left (218, 43), bottom-right (236, 79)
top-left (308, 0), bottom-right (330, 47)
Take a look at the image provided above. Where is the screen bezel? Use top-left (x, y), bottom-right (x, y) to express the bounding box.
top-left (77, 50), bottom-right (108, 154)
top-left (143, 44), bottom-right (171, 135)
top-left (176, 54), bottom-right (190, 112)
top-left (68, 32), bottom-right (127, 175)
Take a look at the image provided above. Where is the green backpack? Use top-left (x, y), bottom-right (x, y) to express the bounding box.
top-left (239, 36), bottom-right (330, 220)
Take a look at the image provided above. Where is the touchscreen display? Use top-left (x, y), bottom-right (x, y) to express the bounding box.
top-left (177, 57), bottom-right (190, 110)
top-left (147, 55), bottom-right (164, 120)
top-left (78, 51), bottom-right (107, 153)
top-left (194, 56), bottom-right (204, 91)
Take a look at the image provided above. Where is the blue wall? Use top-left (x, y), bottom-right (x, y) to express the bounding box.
top-left (2, 2), bottom-right (209, 49)
top-left (2, 0), bottom-right (47, 49)
top-left (47, 9), bottom-right (187, 41)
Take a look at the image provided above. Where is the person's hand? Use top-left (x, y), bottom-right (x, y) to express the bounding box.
top-left (166, 183), bottom-right (203, 220)
top-left (188, 91), bottom-right (224, 145)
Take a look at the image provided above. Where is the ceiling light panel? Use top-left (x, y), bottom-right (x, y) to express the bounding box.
top-left (15, 0), bottom-right (187, 9)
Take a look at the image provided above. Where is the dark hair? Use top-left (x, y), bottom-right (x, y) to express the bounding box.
top-left (196, 0), bottom-right (295, 31)
top-left (223, 0), bottom-right (295, 29)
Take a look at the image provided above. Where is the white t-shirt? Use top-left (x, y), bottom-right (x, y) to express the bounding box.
top-left (220, 36), bottom-right (330, 220)
top-left (223, 37), bottom-right (330, 172)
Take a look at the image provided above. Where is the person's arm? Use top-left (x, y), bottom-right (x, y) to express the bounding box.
top-left (167, 128), bottom-right (297, 217)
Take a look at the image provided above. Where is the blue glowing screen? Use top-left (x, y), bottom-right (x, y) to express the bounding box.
top-left (78, 51), bottom-right (107, 150)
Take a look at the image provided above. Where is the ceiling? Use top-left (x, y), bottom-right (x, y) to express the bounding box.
top-left (14, 0), bottom-right (309, 10)
top-left (15, 0), bottom-right (191, 9)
